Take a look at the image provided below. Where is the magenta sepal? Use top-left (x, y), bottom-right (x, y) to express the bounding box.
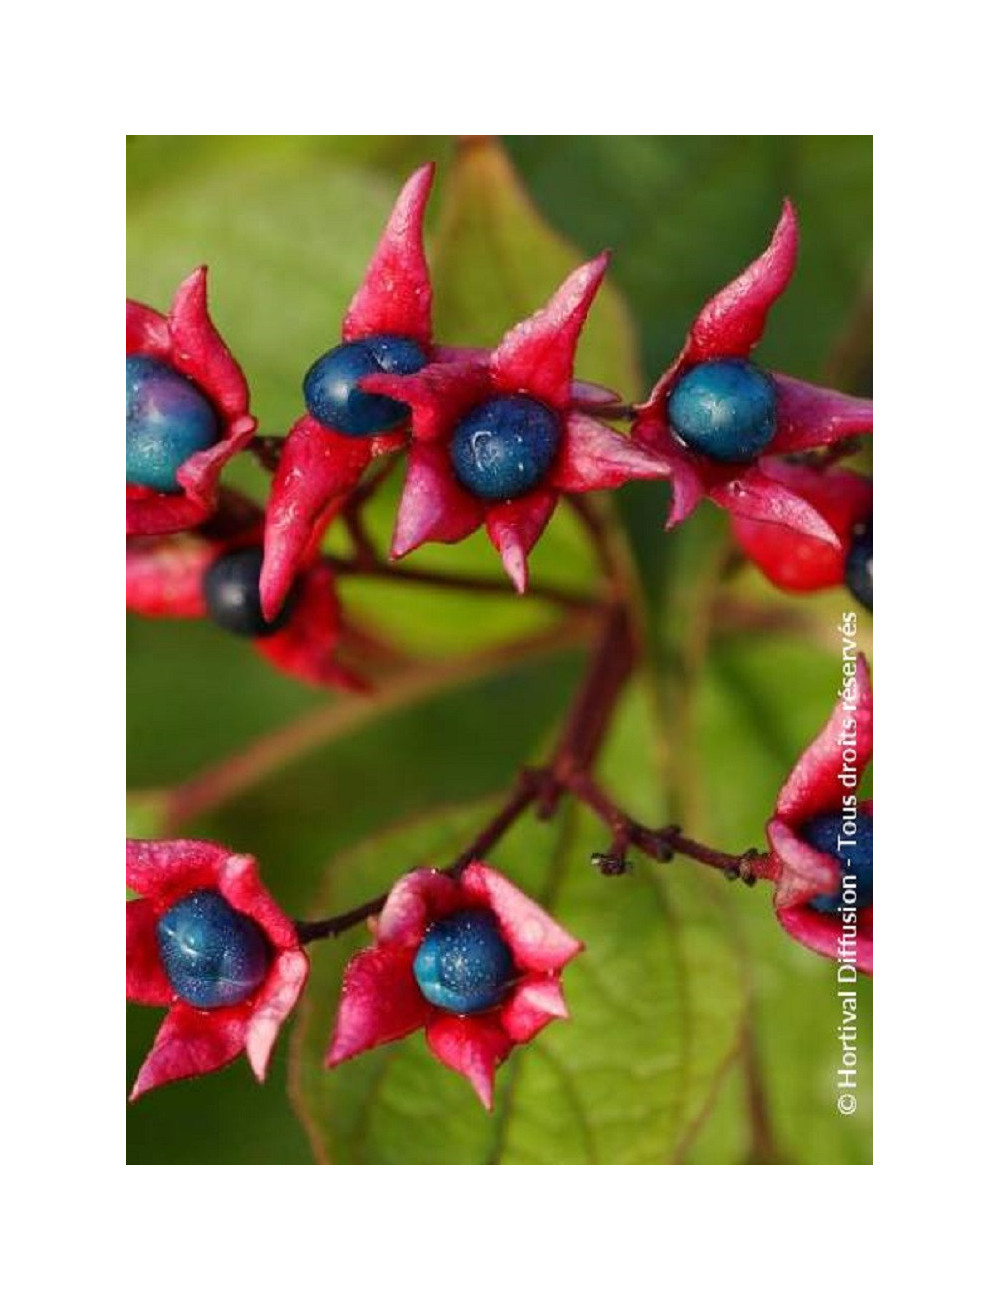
top-left (362, 255), bottom-right (671, 591)
top-left (126, 838), bottom-right (308, 1098)
top-left (126, 492), bottom-right (364, 691)
top-left (261, 164), bottom-right (440, 619)
top-left (632, 203), bottom-right (872, 538)
top-left (326, 862), bottom-right (583, 1109)
top-left (127, 268), bottom-right (257, 536)
top-left (731, 464), bottom-right (872, 593)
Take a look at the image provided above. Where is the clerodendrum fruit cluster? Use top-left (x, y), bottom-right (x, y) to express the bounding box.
top-left (126, 162), bottom-right (873, 1107)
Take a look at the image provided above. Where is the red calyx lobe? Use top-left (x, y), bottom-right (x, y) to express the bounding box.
top-left (126, 268), bottom-right (257, 536)
top-left (631, 203), bottom-right (872, 538)
top-left (326, 863), bottom-right (583, 1108)
top-left (260, 164), bottom-right (438, 621)
top-left (360, 253), bottom-right (672, 592)
top-left (731, 464), bottom-right (873, 592)
top-left (126, 838), bottom-right (309, 1098)
top-left (126, 491), bottom-right (364, 691)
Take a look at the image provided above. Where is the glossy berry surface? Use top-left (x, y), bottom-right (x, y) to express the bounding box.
top-left (667, 358), bottom-right (777, 463)
top-left (202, 546), bottom-right (297, 638)
top-left (126, 355), bottom-right (220, 493)
top-left (156, 889), bottom-right (270, 1008)
top-left (845, 517), bottom-right (873, 611)
top-left (303, 334), bottom-right (428, 437)
top-left (412, 909), bottom-right (516, 1014)
top-left (802, 810), bottom-right (873, 914)
top-left (449, 396), bottom-right (561, 501)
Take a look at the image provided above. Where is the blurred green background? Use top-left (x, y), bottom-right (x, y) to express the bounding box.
top-left (127, 135), bottom-right (872, 1164)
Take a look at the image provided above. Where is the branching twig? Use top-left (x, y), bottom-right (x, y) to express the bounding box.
top-left (293, 614), bottom-right (764, 945)
top-left (295, 768), bottom-right (547, 944)
top-left (231, 415), bottom-right (763, 947)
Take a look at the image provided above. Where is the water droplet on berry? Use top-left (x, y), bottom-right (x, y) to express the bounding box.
top-left (156, 889), bottom-right (271, 1008)
top-left (412, 908), bottom-right (516, 1014)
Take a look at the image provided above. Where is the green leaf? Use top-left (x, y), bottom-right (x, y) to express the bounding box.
top-left (290, 684), bottom-right (748, 1164)
top-left (432, 138), bottom-right (642, 400)
top-left (125, 789), bottom-right (170, 840)
top-left (127, 136), bottom-right (449, 206)
top-left (506, 136), bottom-right (871, 392)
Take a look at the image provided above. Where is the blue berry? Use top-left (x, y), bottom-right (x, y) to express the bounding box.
top-left (202, 546), bottom-right (297, 638)
top-left (126, 355), bottom-right (220, 493)
top-left (412, 909), bottom-right (515, 1015)
top-left (667, 358), bottom-right (777, 463)
top-left (845, 517), bottom-right (872, 611)
top-left (303, 334), bottom-right (428, 436)
top-left (156, 890), bottom-right (270, 1008)
top-left (802, 810), bottom-right (873, 914)
top-left (449, 396), bottom-right (561, 501)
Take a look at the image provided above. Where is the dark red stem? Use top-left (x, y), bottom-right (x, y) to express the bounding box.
top-left (293, 596), bottom-right (634, 945)
top-left (295, 769), bottom-right (546, 944)
top-left (577, 402), bottom-right (637, 422)
top-left (538, 601), bottom-right (635, 818)
top-left (293, 600), bottom-right (760, 943)
top-left (248, 435), bottom-right (285, 472)
top-left (325, 555), bottom-right (596, 612)
top-left (562, 770), bottom-right (764, 882)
